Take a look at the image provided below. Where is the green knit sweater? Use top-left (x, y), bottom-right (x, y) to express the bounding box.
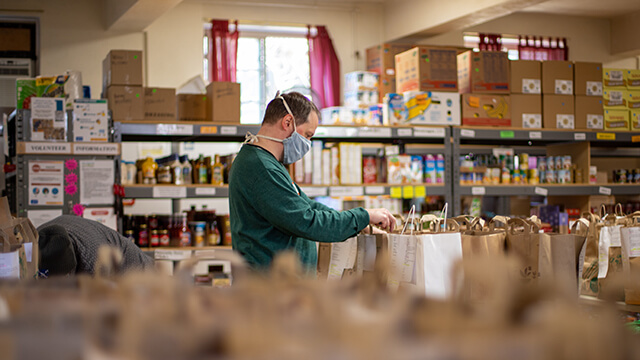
top-left (229, 144), bottom-right (369, 275)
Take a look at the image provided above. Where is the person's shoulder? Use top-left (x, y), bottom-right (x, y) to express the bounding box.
top-left (234, 145), bottom-right (281, 173)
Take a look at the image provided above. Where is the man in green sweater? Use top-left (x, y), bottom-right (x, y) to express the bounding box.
top-left (229, 92), bottom-right (395, 275)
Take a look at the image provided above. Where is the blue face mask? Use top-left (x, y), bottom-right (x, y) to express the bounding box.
top-left (252, 95), bottom-right (311, 165)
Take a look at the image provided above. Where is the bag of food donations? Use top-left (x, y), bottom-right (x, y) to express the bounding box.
top-left (621, 212), bottom-right (640, 304)
top-left (597, 204), bottom-right (627, 301)
top-left (0, 196), bottom-right (39, 279)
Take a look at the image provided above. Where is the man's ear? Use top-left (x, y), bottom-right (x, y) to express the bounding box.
top-left (281, 114), bottom-right (294, 130)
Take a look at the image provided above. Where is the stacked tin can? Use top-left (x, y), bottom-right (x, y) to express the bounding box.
top-left (538, 155), bottom-right (572, 184)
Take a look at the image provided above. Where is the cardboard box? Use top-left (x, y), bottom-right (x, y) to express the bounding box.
top-left (630, 109), bottom-right (640, 131)
top-left (345, 71), bottom-right (379, 92)
top-left (510, 60), bottom-right (541, 94)
top-left (461, 94), bottom-right (511, 126)
top-left (379, 74), bottom-right (396, 97)
top-left (102, 50), bottom-right (143, 92)
top-left (574, 62), bottom-right (603, 96)
top-left (105, 85), bottom-right (144, 121)
top-left (604, 109), bottom-right (630, 131)
top-left (395, 46), bottom-right (458, 93)
top-left (542, 61), bottom-right (574, 95)
top-left (458, 51), bottom-right (510, 94)
top-left (511, 94), bottom-right (542, 128)
top-left (205, 82), bottom-right (240, 123)
top-left (543, 94), bottom-right (574, 129)
top-left (404, 91), bottom-right (461, 126)
top-left (366, 43), bottom-right (414, 75)
top-left (177, 94), bottom-right (207, 121)
top-left (603, 88), bottom-right (626, 109)
top-left (144, 87), bottom-right (176, 121)
top-left (575, 96), bottom-right (603, 130)
top-left (625, 69), bottom-right (640, 89)
top-left (625, 90), bottom-right (640, 109)
top-left (603, 68), bottom-right (626, 88)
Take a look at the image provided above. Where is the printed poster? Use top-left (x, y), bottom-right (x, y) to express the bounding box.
top-left (79, 160), bottom-right (115, 205)
top-left (29, 160), bottom-right (64, 206)
top-left (73, 99), bottom-right (109, 142)
top-left (31, 97), bottom-right (67, 141)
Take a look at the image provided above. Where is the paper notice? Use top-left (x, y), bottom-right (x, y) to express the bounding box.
top-left (627, 227), bottom-right (640, 258)
top-left (388, 234), bottom-right (417, 283)
top-left (83, 207), bottom-right (117, 230)
top-left (29, 160), bottom-right (64, 206)
top-left (31, 97), bottom-right (67, 141)
top-left (79, 160), bottom-right (115, 205)
top-left (73, 99), bottom-right (109, 142)
top-left (327, 237), bottom-right (358, 280)
top-left (0, 251), bottom-right (20, 278)
top-left (28, 209), bottom-right (63, 228)
top-left (598, 226), bottom-right (617, 278)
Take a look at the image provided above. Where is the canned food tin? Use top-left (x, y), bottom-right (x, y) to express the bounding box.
top-left (538, 156), bottom-right (546, 171)
top-left (557, 170), bottom-right (567, 184)
top-left (529, 169), bottom-right (539, 185)
top-left (545, 170), bottom-right (557, 184)
top-left (555, 156), bottom-right (564, 170)
top-left (547, 157), bottom-right (555, 172)
top-left (563, 155), bottom-right (572, 170)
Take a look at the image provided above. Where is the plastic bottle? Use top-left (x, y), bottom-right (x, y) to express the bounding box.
top-left (167, 154), bottom-right (183, 185)
top-left (180, 155), bottom-right (192, 185)
top-left (141, 157), bottom-right (158, 184)
top-left (195, 155), bottom-right (208, 184)
top-left (211, 154), bottom-right (224, 185)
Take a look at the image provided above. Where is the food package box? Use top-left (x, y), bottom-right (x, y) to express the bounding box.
top-left (387, 154), bottom-right (412, 184)
top-left (105, 85), bottom-right (144, 121)
top-left (320, 106), bottom-right (354, 125)
top-left (144, 87), bottom-right (176, 121)
top-left (510, 60), bottom-right (541, 94)
top-left (0, 197), bottom-right (39, 280)
top-left (379, 74), bottom-right (397, 97)
top-left (344, 91), bottom-right (379, 109)
top-left (604, 109), bottom-right (630, 131)
top-left (312, 141), bottom-right (323, 185)
top-left (177, 94), bottom-right (207, 121)
top-left (602, 68), bottom-right (626, 89)
top-left (36, 75), bottom-right (68, 98)
top-left (458, 51), bottom-right (510, 94)
top-left (322, 149), bottom-right (331, 185)
top-left (366, 43), bottom-right (414, 75)
top-left (542, 61), bottom-right (574, 95)
top-left (511, 94), bottom-right (542, 128)
top-left (603, 88), bottom-right (626, 109)
top-left (369, 104), bottom-right (383, 125)
top-left (574, 96), bottom-right (603, 130)
top-left (102, 50), bottom-right (143, 92)
top-left (382, 93), bottom-right (407, 125)
top-left (395, 46), bottom-right (458, 93)
top-left (630, 109), bottom-right (640, 131)
top-left (345, 71), bottom-right (379, 92)
top-left (205, 81), bottom-right (240, 123)
top-left (574, 62), bottom-right (603, 96)
top-left (16, 78), bottom-right (36, 109)
top-left (404, 91), bottom-right (461, 126)
top-left (625, 69), bottom-right (640, 89)
top-left (72, 99), bottom-right (109, 142)
top-left (543, 94), bottom-right (574, 129)
top-left (624, 90), bottom-right (640, 110)
top-left (461, 94), bottom-right (511, 127)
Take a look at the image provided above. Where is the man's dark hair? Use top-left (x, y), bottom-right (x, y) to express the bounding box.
top-left (262, 92), bottom-right (320, 126)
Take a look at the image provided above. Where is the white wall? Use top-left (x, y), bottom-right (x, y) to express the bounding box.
top-left (418, 12), bottom-right (639, 69)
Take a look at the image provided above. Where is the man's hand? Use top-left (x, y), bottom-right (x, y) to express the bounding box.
top-left (366, 208), bottom-right (396, 232)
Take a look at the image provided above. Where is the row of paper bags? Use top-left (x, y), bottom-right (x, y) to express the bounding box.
top-left (319, 205), bottom-right (640, 304)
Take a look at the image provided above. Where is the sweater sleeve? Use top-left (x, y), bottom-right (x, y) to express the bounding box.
top-left (246, 168), bottom-right (369, 243)
top-left (298, 187), bottom-right (341, 212)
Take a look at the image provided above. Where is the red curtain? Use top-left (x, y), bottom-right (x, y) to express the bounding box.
top-left (308, 25), bottom-right (340, 108)
top-left (478, 33), bottom-right (502, 51)
top-left (208, 19), bottom-right (239, 82)
top-left (518, 36), bottom-right (568, 61)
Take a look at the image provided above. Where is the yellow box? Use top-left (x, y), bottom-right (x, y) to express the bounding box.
top-left (604, 109), bottom-right (630, 131)
top-left (603, 88), bottom-right (626, 109)
top-left (630, 109), bottom-right (640, 131)
top-left (624, 90), bottom-right (640, 109)
top-left (603, 68), bottom-right (626, 89)
top-left (625, 69), bottom-right (640, 89)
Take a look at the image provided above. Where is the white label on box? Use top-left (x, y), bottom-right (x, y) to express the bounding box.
top-left (599, 186), bottom-right (612, 195)
top-left (555, 80), bottom-right (573, 95)
top-left (471, 187), bottom-right (486, 196)
top-left (587, 114), bottom-right (604, 129)
top-left (523, 114), bottom-right (542, 128)
top-left (156, 124), bottom-right (193, 135)
top-left (413, 127), bottom-right (445, 138)
top-left (529, 131), bottom-right (542, 140)
top-left (24, 142), bottom-right (71, 154)
top-left (522, 79), bottom-right (541, 94)
top-left (220, 126), bottom-right (237, 135)
top-left (608, 90), bottom-right (623, 103)
top-left (365, 186), bottom-right (385, 195)
top-left (195, 187), bottom-right (216, 196)
top-left (397, 128), bottom-right (413, 137)
top-left (556, 114), bottom-right (575, 129)
top-left (358, 127), bottom-right (391, 138)
top-left (586, 81), bottom-right (603, 96)
top-left (73, 143), bottom-right (119, 155)
top-left (460, 129), bottom-right (475, 138)
top-left (386, 69), bottom-right (395, 76)
top-left (301, 187), bottom-right (327, 197)
top-left (154, 250), bottom-right (192, 261)
top-left (0, 251), bottom-right (20, 278)
top-left (330, 186), bottom-right (364, 197)
top-left (627, 227), bottom-right (640, 257)
top-left (574, 133), bottom-right (587, 141)
top-left (24, 243), bottom-right (33, 262)
top-left (610, 70), bottom-right (623, 81)
top-left (152, 186), bottom-right (187, 198)
top-left (534, 187), bottom-right (548, 196)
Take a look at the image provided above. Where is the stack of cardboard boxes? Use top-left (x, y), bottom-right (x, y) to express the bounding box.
top-left (366, 44), bottom-right (413, 98)
top-left (574, 62), bottom-right (604, 130)
top-left (541, 61), bottom-right (575, 129)
top-left (603, 68), bottom-right (640, 131)
top-left (458, 51), bottom-right (511, 126)
top-left (102, 49), bottom-right (240, 123)
top-left (510, 60), bottom-right (542, 128)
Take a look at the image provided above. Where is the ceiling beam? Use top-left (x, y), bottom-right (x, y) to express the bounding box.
top-left (105, 0), bottom-right (184, 32)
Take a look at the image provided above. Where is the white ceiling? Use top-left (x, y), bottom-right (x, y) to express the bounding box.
top-left (521, 0), bottom-right (640, 18)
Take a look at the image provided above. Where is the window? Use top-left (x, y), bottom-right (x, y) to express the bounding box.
top-left (204, 24), bottom-right (312, 124)
top-left (463, 32), bottom-right (569, 61)
top-left (463, 32), bottom-right (520, 60)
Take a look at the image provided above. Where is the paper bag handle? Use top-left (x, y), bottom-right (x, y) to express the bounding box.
top-left (435, 218), bottom-right (460, 233)
top-left (615, 203), bottom-right (624, 217)
top-left (599, 204), bottom-right (608, 219)
top-left (419, 214), bottom-right (439, 233)
top-left (489, 215), bottom-right (510, 231)
top-left (570, 218), bottom-right (590, 236)
top-left (452, 215), bottom-right (473, 230)
top-left (508, 218), bottom-right (539, 235)
top-left (468, 217), bottom-right (485, 231)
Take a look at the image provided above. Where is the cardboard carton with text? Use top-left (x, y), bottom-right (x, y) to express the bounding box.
top-left (396, 46), bottom-right (458, 93)
top-left (603, 68), bottom-right (626, 89)
top-left (458, 51), bottom-right (510, 94)
top-left (511, 94), bottom-right (542, 128)
top-left (206, 82), bottom-right (241, 123)
top-left (574, 96), bottom-right (603, 130)
top-left (543, 94), bottom-right (574, 129)
top-left (102, 50), bottom-right (143, 94)
top-left (144, 87), bottom-right (176, 121)
top-left (105, 85), bottom-right (144, 121)
top-left (574, 62), bottom-right (603, 96)
top-left (178, 94), bottom-right (207, 121)
top-left (510, 60), bottom-right (541, 94)
top-left (604, 109), bottom-right (630, 131)
top-left (461, 94), bottom-right (511, 126)
top-left (542, 61), bottom-right (574, 95)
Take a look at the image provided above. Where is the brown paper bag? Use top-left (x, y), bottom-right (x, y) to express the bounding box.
top-left (579, 212), bottom-right (601, 297)
top-left (461, 221), bottom-right (506, 260)
top-left (621, 214), bottom-right (640, 304)
top-left (506, 218), bottom-right (547, 282)
top-left (0, 197), bottom-right (39, 280)
top-left (538, 219), bottom-right (588, 293)
top-left (596, 210), bottom-right (627, 301)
